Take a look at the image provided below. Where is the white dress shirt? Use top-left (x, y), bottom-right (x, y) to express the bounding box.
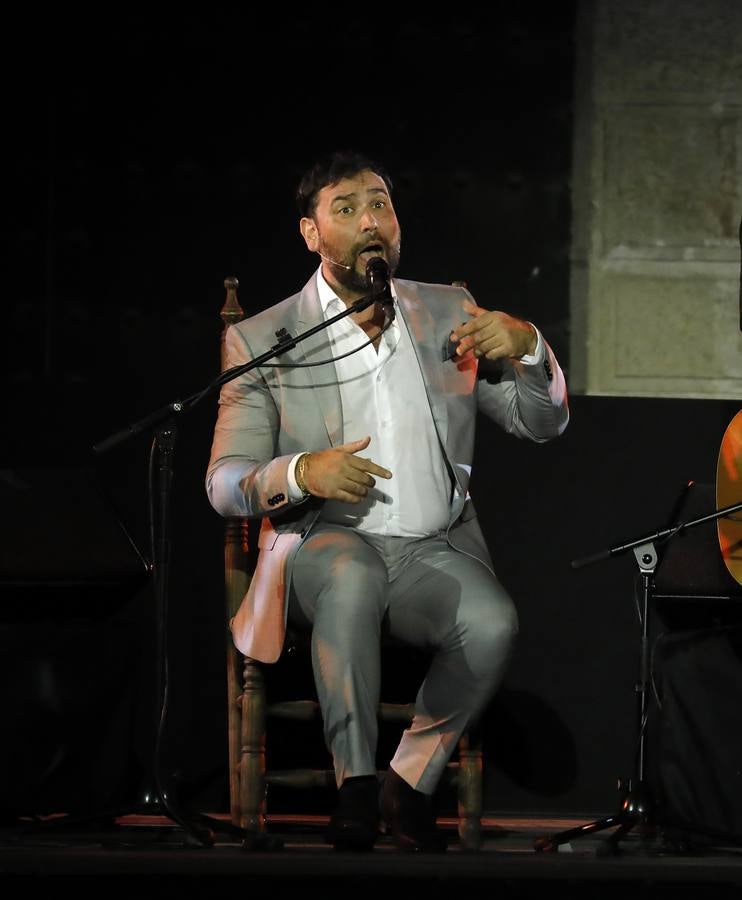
top-left (288, 268), bottom-right (452, 537)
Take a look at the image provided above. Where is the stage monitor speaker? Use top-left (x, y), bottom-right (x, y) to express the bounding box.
top-left (0, 466), bottom-right (149, 621)
top-left (0, 467), bottom-right (152, 817)
top-left (653, 623), bottom-right (742, 846)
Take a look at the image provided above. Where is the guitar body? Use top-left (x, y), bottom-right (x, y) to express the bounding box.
top-left (717, 409), bottom-right (742, 586)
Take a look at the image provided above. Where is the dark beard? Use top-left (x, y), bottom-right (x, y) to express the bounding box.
top-left (329, 257), bottom-right (369, 294)
top-left (319, 240), bottom-right (401, 295)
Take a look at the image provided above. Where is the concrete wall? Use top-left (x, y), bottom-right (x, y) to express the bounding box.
top-left (570, 0), bottom-right (742, 398)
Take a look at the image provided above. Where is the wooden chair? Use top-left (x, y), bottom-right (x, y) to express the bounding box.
top-left (218, 276), bottom-right (484, 851)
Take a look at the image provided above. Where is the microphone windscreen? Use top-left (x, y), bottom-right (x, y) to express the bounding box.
top-left (366, 256), bottom-right (390, 295)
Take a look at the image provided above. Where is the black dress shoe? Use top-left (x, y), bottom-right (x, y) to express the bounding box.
top-left (380, 767), bottom-right (448, 853)
top-left (326, 775), bottom-right (380, 851)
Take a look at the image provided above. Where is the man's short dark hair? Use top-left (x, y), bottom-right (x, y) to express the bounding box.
top-left (296, 150), bottom-right (393, 218)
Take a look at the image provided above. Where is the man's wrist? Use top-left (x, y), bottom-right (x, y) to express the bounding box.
top-left (517, 325), bottom-right (543, 364)
top-left (295, 452), bottom-right (311, 496)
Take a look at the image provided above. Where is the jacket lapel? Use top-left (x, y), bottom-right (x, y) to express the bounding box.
top-left (396, 282), bottom-right (449, 450)
top-left (294, 277), bottom-right (343, 447)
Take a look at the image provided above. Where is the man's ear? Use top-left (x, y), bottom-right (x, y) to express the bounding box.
top-left (300, 217), bottom-right (319, 252)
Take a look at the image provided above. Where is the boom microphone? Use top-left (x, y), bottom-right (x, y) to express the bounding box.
top-left (366, 256), bottom-right (391, 298)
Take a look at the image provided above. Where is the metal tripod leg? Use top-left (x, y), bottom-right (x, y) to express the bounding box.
top-left (534, 813), bottom-right (624, 852)
top-left (534, 782), bottom-right (653, 852)
top-left (535, 544), bottom-right (659, 853)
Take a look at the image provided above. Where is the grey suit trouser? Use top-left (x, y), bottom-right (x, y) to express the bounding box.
top-left (287, 522), bottom-right (519, 795)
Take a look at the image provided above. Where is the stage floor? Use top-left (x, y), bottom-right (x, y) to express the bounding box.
top-left (3, 812), bottom-right (742, 896)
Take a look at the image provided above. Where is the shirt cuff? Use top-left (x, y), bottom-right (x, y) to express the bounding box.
top-left (517, 325), bottom-right (544, 366)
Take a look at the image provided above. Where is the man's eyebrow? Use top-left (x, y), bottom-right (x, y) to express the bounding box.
top-left (329, 187), bottom-right (388, 205)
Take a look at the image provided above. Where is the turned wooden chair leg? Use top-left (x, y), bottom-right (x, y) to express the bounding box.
top-left (239, 657), bottom-right (268, 837)
top-left (226, 641), bottom-right (243, 828)
top-left (456, 729), bottom-right (483, 851)
top-left (224, 514), bottom-right (252, 828)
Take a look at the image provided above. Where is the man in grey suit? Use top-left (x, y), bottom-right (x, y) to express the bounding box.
top-left (206, 150), bottom-right (569, 852)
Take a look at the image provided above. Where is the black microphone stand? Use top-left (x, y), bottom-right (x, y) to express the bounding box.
top-left (534, 499), bottom-right (742, 855)
top-left (70, 275), bottom-right (392, 847)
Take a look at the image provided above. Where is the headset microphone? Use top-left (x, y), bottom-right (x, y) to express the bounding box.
top-left (318, 252), bottom-right (352, 270)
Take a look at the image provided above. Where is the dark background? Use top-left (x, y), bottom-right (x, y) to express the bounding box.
top-left (3, 6), bottom-right (740, 823)
top-left (6, 7), bottom-right (574, 393)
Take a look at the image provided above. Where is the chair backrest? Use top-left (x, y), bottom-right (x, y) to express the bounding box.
top-left (653, 482), bottom-right (742, 630)
top-left (218, 276), bottom-right (254, 821)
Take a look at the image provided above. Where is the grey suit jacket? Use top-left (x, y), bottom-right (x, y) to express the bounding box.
top-left (206, 272), bottom-right (568, 661)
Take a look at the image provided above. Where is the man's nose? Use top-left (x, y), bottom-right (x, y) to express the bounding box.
top-left (360, 208), bottom-right (379, 231)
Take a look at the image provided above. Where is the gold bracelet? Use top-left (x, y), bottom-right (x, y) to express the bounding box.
top-left (295, 452), bottom-right (311, 496)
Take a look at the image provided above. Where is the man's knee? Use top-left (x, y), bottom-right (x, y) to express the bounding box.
top-left (465, 599), bottom-right (519, 665)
